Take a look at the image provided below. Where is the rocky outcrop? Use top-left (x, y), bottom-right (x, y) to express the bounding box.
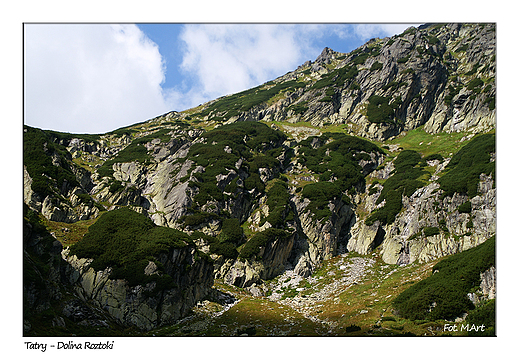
top-left (371, 174), bottom-right (495, 265)
top-left (467, 266), bottom-right (496, 305)
top-left (347, 220), bottom-right (385, 255)
top-left (62, 245), bottom-right (214, 331)
top-left (24, 166), bottom-right (100, 223)
top-left (479, 266), bottom-right (496, 300)
top-left (293, 197), bottom-right (355, 277)
top-left (217, 231), bottom-right (296, 288)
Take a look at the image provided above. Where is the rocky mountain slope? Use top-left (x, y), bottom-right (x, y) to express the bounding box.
top-left (23, 23), bottom-right (496, 336)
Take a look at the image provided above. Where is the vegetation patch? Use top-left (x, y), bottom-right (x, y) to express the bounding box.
top-left (297, 133), bottom-right (383, 220)
top-left (97, 128), bottom-right (173, 178)
top-left (24, 126), bottom-right (81, 198)
top-left (262, 179), bottom-right (292, 228)
top-left (239, 228), bottom-right (291, 260)
top-left (366, 95), bottom-right (400, 124)
top-left (393, 236), bottom-right (495, 321)
top-left (192, 80), bottom-right (306, 120)
top-left (311, 65), bottom-right (358, 90)
top-left (366, 150), bottom-right (427, 225)
top-left (438, 133), bottom-right (495, 198)
top-left (385, 126), bottom-right (469, 158)
top-left (71, 207), bottom-right (196, 287)
top-left (457, 201), bottom-right (472, 213)
top-left (185, 122), bottom-right (286, 209)
top-left (208, 218), bottom-right (244, 259)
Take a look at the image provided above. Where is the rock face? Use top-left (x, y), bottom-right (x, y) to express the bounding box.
top-left (375, 173), bottom-right (496, 265)
top-left (62, 245), bottom-right (214, 331)
top-left (479, 266), bottom-right (496, 300)
top-left (216, 231), bottom-right (296, 288)
top-left (293, 197), bottom-right (355, 277)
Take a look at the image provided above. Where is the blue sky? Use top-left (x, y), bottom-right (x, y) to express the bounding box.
top-left (24, 23), bottom-right (418, 134)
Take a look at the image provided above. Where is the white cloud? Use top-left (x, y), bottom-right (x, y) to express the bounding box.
top-left (165, 24), bottom-right (312, 111)
top-left (24, 24), bottom-right (170, 134)
top-left (349, 23), bottom-right (420, 40)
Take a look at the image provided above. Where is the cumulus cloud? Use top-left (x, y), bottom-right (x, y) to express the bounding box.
top-left (24, 24), bottom-right (170, 134)
top-left (165, 24), bottom-right (314, 111)
top-left (348, 23), bottom-right (420, 40)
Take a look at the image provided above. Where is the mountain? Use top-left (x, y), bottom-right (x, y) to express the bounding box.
top-left (23, 23), bottom-right (496, 336)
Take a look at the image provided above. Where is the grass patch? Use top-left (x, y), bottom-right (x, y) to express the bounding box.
top-left (385, 126), bottom-right (471, 158)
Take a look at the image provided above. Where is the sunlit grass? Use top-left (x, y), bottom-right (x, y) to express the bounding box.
top-left (44, 216), bottom-right (100, 246)
top-left (385, 126), bottom-right (472, 158)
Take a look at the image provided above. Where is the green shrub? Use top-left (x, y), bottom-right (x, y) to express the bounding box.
top-left (458, 201), bottom-right (472, 213)
top-left (244, 173), bottom-right (265, 193)
top-left (444, 84), bottom-right (463, 106)
top-left (464, 299), bottom-right (495, 336)
top-left (423, 153), bottom-right (444, 163)
top-left (239, 228), bottom-right (290, 260)
top-left (426, 35), bottom-right (440, 45)
top-left (181, 211), bottom-right (220, 228)
top-left (366, 189), bottom-right (403, 225)
top-left (71, 208), bottom-right (196, 287)
top-left (467, 78), bottom-right (484, 92)
top-left (289, 102), bottom-right (309, 115)
top-left (210, 241), bottom-right (238, 259)
top-left (393, 236), bottom-right (495, 321)
top-left (352, 53), bottom-right (369, 65)
top-left (370, 61), bottom-right (383, 71)
top-left (263, 180), bottom-right (291, 228)
top-left (484, 96), bottom-right (495, 110)
top-left (108, 180), bottom-right (124, 194)
top-left (23, 126), bottom-right (80, 198)
top-left (218, 218), bottom-right (244, 245)
top-left (423, 226), bottom-right (440, 237)
top-left (366, 150), bottom-right (426, 226)
top-left (367, 95), bottom-right (395, 124)
top-left (397, 56), bottom-right (410, 64)
top-left (438, 133), bottom-right (495, 198)
top-left (465, 64), bottom-right (480, 76)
